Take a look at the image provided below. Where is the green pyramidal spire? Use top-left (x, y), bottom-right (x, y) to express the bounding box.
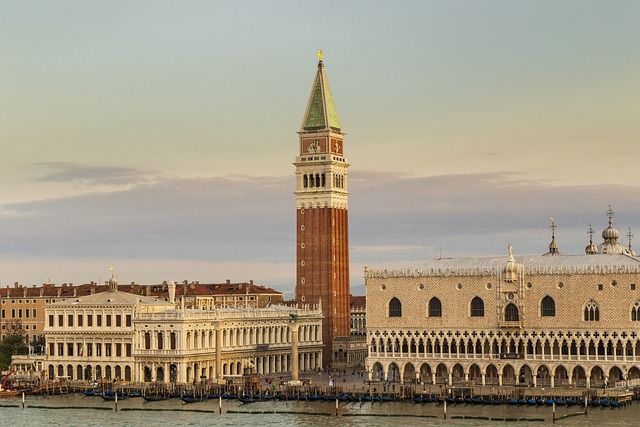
top-left (301, 52), bottom-right (342, 133)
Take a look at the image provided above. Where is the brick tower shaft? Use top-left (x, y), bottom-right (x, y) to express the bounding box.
top-left (294, 54), bottom-right (350, 367)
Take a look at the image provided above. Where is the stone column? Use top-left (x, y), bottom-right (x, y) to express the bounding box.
top-left (215, 322), bottom-right (222, 382)
top-left (481, 373), bottom-right (486, 386)
top-left (551, 375), bottom-right (555, 388)
top-left (432, 372), bottom-right (436, 385)
top-left (291, 321), bottom-right (300, 382)
top-left (498, 373), bottom-right (503, 386)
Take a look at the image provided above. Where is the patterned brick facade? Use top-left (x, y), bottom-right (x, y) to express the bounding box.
top-left (366, 247), bottom-right (640, 389)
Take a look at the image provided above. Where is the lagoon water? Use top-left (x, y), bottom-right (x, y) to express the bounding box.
top-left (2, 394), bottom-right (640, 427)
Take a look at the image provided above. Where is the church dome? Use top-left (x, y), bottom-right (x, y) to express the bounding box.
top-left (585, 242), bottom-right (598, 255)
top-left (602, 225), bottom-right (619, 241)
top-left (597, 206), bottom-right (632, 255)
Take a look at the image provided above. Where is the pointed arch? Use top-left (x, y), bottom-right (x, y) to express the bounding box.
top-left (428, 297), bottom-right (442, 317)
top-left (505, 303), bottom-right (519, 321)
top-left (470, 296), bottom-right (484, 317)
top-left (584, 300), bottom-right (600, 321)
top-left (388, 297), bottom-right (402, 317)
top-left (632, 301), bottom-right (640, 321)
top-left (541, 295), bottom-right (556, 317)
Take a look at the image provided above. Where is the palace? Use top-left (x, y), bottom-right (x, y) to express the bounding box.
top-left (42, 277), bottom-right (322, 383)
top-left (0, 279), bottom-right (281, 343)
top-left (366, 210), bottom-right (640, 389)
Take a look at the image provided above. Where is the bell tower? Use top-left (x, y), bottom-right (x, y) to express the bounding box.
top-left (294, 51), bottom-right (350, 367)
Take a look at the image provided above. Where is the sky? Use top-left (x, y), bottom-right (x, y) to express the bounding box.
top-left (0, 1), bottom-right (639, 294)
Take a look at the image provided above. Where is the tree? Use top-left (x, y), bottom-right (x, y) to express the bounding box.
top-left (0, 334), bottom-right (29, 370)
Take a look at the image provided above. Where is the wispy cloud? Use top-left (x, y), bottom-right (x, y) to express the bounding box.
top-left (36, 162), bottom-right (154, 186)
top-left (2, 170), bottom-right (640, 290)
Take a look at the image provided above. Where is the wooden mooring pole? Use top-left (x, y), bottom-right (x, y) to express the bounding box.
top-left (443, 399), bottom-right (447, 419)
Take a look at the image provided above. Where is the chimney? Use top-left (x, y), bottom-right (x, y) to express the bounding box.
top-left (226, 279), bottom-right (231, 284)
top-left (168, 281), bottom-right (176, 304)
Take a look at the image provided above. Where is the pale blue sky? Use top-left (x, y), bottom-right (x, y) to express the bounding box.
top-left (0, 1), bottom-right (639, 291)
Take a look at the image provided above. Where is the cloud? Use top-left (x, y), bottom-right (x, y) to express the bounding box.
top-left (36, 162), bottom-right (153, 186)
top-left (2, 170), bottom-right (640, 290)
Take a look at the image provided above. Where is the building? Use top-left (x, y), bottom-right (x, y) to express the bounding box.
top-left (43, 277), bottom-right (322, 383)
top-left (0, 279), bottom-right (281, 344)
top-left (350, 295), bottom-right (366, 337)
top-left (365, 210), bottom-right (640, 389)
top-left (294, 51), bottom-right (351, 367)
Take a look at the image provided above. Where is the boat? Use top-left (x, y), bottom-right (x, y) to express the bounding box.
top-left (83, 389), bottom-right (100, 397)
top-left (101, 391), bottom-right (127, 401)
top-left (128, 390), bottom-right (143, 398)
top-left (0, 390), bottom-right (20, 398)
top-left (143, 394), bottom-right (168, 402)
top-left (238, 395), bottom-right (256, 404)
top-left (181, 394), bottom-right (205, 404)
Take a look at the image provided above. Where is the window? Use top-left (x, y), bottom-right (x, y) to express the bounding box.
top-left (106, 315), bottom-right (112, 327)
top-left (57, 343), bottom-right (64, 356)
top-left (48, 315), bottom-right (54, 327)
top-left (632, 301), bottom-right (640, 321)
top-left (33, 309), bottom-right (36, 318)
top-left (505, 303), bottom-right (519, 321)
top-left (125, 343), bottom-right (132, 357)
top-left (428, 297), bottom-right (442, 317)
top-left (87, 344), bottom-right (93, 357)
top-left (388, 298), bottom-right (402, 317)
top-left (115, 343), bottom-right (122, 357)
top-left (18, 309), bottom-right (22, 317)
top-left (116, 315), bottom-right (121, 327)
top-left (97, 315), bottom-right (102, 327)
top-left (25, 309), bottom-right (30, 318)
top-left (67, 343), bottom-right (74, 356)
top-left (584, 300), bottom-right (600, 321)
top-left (632, 284), bottom-right (637, 291)
top-left (470, 297), bottom-right (484, 317)
top-left (11, 309), bottom-right (15, 318)
top-left (49, 343), bottom-right (54, 356)
top-left (87, 314), bottom-right (93, 327)
top-left (144, 332), bottom-right (151, 350)
top-left (68, 314), bottom-right (73, 327)
top-left (170, 332), bottom-right (177, 350)
top-left (126, 315), bottom-right (132, 327)
top-left (96, 343), bottom-right (102, 356)
top-left (58, 314), bottom-right (63, 326)
top-left (597, 284), bottom-right (604, 291)
top-left (1, 309), bottom-right (4, 319)
top-left (541, 296), bottom-right (556, 317)
top-left (77, 315), bottom-right (83, 327)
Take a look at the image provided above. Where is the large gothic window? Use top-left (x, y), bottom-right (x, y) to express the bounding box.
top-left (632, 301), bottom-right (640, 321)
top-left (584, 300), bottom-right (600, 321)
top-left (541, 296), bottom-right (556, 317)
top-left (428, 297), bottom-right (442, 317)
top-left (470, 296), bottom-right (484, 317)
top-left (388, 297), bottom-right (402, 317)
top-left (505, 303), bottom-right (519, 321)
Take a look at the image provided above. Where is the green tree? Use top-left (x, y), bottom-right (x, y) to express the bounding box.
top-left (0, 335), bottom-right (28, 370)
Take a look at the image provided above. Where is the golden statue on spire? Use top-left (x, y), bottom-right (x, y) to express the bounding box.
top-left (317, 49), bottom-right (323, 62)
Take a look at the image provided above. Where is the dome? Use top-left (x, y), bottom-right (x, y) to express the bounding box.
top-left (585, 242), bottom-right (598, 255)
top-left (597, 206), bottom-right (631, 255)
top-left (602, 225), bottom-right (619, 240)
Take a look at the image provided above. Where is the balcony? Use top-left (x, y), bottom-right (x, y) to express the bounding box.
top-left (498, 320), bottom-right (522, 329)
